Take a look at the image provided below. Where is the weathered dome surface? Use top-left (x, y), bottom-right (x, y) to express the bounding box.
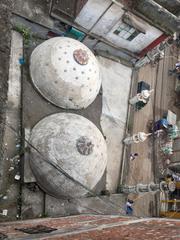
top-left (29, 113), bottom-right (107, 198)
top-left (30, 37), bottom-right (101, 109)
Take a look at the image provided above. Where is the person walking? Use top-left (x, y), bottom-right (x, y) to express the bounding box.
top-left (130, 153), bottom-right (138, 161)
top-left (125, 199), bottom-right (134, 215)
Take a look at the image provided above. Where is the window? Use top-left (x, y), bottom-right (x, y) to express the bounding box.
top-left (113, 23), bottom-right (140, 41)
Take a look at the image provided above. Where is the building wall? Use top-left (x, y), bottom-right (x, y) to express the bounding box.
top-left (13, 0), bottom-right (54, 28)
top-left (75, 0), bottom-right (112, 30)
top-left (75, 0), bottom-right (163, 53)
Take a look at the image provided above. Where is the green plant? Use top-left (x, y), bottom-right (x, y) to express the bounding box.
top-left (14, 25), bottom-right (31, 46)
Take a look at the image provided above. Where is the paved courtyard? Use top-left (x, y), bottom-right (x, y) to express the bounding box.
top-left (122, 45), bottom-right (180, 216)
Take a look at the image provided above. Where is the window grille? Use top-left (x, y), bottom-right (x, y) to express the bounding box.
top-left (113, 23), bottom-right (140, 41)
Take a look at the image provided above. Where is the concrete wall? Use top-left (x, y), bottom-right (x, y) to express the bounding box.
top-left (13, 0), bottom-right (54, 28)
top-left (75, 0), bottom-right (112, 30)
top-left (45, 194), bottom-right (125, 217)
top-left (1, 31), bottom-right (23, 218)
top-left (75, 0), bottom-right (163, 53)
top-left (104, 11), bottom-right (163, 53)
top-left (98, 57), bottom-right (132, 192)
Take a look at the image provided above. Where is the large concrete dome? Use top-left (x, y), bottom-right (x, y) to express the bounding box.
top-left (29, 113), bottom-right (107, 198)
top-left (30, 37), bottom-right (101, 109)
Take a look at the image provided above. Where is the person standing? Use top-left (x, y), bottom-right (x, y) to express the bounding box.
top-left (169, 62), bottom-right (180, 78)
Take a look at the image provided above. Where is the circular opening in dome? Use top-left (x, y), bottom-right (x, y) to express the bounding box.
top-left (76, 136), bottom-right (94, 155)
top-left (73, 49), bottom-right (89, 65)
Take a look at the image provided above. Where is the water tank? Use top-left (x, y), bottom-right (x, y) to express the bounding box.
top-left (30, 37), bottom-right (101, 109)
top-left (29, 113), bottom-right (107, 198)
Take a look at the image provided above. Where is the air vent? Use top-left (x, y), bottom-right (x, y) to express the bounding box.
top-left (15, 225), bottom-right (57, 234)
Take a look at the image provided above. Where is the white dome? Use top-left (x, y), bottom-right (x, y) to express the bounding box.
top-left (29, 113), bottom-right (107, 198)
top-left (30, 37), bottom-right (101, 109)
